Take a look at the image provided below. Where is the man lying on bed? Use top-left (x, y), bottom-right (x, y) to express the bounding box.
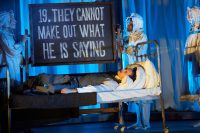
top-left (18, 59), bottom-right (159, 95)
top-left (59, 59), bottom-right (159, 94)
top-left (59, 67), bottom-right (137, 94)
top-left (18, 66), bottom-right (137, 94)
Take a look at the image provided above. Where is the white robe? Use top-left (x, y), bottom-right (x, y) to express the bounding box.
top-left (124, 31), bottom-right (148, 66)
top-left (0, 30), bottom-right (24, 82)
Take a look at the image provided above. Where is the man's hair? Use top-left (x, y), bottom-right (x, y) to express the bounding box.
top-left (129, 67), bottom-right (137, 82)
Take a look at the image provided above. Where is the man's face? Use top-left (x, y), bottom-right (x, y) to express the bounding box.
top-left (127, 19), bottom-right (133, 32)
top-left (117, 68), bottom-right (133, 80)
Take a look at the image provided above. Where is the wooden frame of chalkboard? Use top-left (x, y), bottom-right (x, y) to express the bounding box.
top-left (29, 2), bottom-right (115, 66)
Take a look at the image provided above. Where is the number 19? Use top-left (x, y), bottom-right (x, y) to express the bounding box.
top-left (38, 9), bottom-right (48, 23)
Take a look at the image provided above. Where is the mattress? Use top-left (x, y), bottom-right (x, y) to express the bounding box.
top-left (97, 87), bottom-right (161, 103)
top-left (10, 92), bottom-right (96, 109)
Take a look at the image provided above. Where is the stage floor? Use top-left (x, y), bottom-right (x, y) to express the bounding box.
top-left (32, 120), bottom-right (200, 133)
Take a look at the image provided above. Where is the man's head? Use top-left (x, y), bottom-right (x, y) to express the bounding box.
top-left (117, 68), bottom-right (137, 80)
top-left (126, 13), bottom-right (144, 32)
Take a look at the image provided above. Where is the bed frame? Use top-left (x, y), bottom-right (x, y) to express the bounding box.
top-left (107, 40), bottom-right (168, 132)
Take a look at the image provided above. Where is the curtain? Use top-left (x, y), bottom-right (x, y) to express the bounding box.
top-left (122, 0), bottom-right (200, 111)
top-left (18, 0), bottom-right (200, 111)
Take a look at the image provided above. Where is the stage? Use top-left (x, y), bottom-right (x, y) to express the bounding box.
top-left (11, 111), bottom-right (200, 133)
top-left (32, 120), bottom-right (200, 133)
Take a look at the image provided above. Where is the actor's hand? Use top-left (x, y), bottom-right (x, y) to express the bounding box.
top-left (61, 88), bottom-right (77, 94)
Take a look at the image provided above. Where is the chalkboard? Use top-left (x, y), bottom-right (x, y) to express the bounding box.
top-left (29, 2), bottom-right (115, 66)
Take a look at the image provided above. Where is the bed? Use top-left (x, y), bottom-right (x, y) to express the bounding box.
top-left (2, 40), bottom-right (168, 133)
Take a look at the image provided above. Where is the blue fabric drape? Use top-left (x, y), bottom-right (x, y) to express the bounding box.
top-left (18, 0), bottom-right (200, 111)
top-left (122, 0), bottom-right (200, 111)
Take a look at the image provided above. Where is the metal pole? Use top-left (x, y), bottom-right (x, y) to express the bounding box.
top-left (6, 67), bottom-right (11, 133)
top-left (118, 102), bottom-right (124, 125)
top-left (154, 40), bottom-right (168, 133)
top-left (25, 29), bottom-right (29, 81)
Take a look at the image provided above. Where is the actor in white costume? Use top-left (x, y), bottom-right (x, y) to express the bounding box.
top-left (125, 13), bottom-right (148, 64)
top-left (0, 11), bottom-right (27, 85)
top-left (124, 13), bottom-right (152, 130)
top-left (185, 6), bottom-right (200, 94)
top-left (185, 6), bottom-right (200, 54)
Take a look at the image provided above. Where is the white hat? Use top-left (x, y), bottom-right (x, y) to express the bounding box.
top-left (187, 6), bottom-right (200, 24)
top-left (126, 13), bottom-right (144, 32)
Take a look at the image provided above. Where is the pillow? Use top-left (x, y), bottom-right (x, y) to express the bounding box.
top-left (126, 59), bottom-right (160, 88)
top-left (143, 59), bottom-right (160, 88)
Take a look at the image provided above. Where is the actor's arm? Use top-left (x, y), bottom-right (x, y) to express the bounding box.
top-left (0, 33), bottom-right (25, 57)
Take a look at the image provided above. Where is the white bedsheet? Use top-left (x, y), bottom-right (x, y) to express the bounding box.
top-left (97, 87), bottom-right (161, 103)
top-left (76, 59), bottom-right (161, 104)
top-left (77, 84), bottom-right (161, 104)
